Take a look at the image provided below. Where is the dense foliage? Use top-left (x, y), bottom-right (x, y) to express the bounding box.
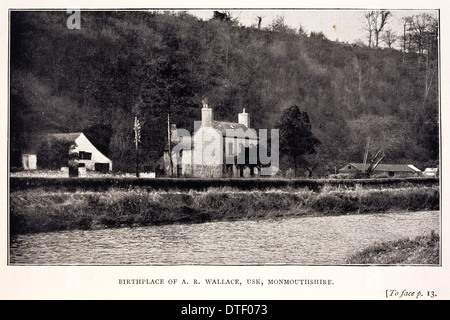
top-left (276, 105), bottom-right (320, 176)
top-left (36, 139), bottom-right (74, 170)
top-left (10, 10), bottom-right (439, 175)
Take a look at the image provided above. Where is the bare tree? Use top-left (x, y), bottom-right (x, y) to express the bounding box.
top-left (401, 16), bottom-right (413, 53)
top-left (256, 15), bottom-right (263, 29)
top-left (381, 29), bottom-right (397, 48)
top-left (373, 11), bottom-right (391, 47)
top-left (411, 14), bottom-right (428, 54)
top-left (365, 10), bottom-right (391, 47)
top-left (410, 13), bottom-right (438, 55)
top-left (418, 14), bottom-right (438, 109)
top-left (364, 11), bottom-right (376, 47)
top-left (400, 13), bottom-right (437, 55)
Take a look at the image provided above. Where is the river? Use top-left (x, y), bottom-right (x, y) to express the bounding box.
top-left (9, 210), bottom-right (439, 265)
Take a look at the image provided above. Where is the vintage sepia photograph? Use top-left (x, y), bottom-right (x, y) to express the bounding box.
top-left (8, 7), bottom-right (440, 269)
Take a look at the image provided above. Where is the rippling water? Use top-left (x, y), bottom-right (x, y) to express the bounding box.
top-left (9, 210), bottom-right (439, 265)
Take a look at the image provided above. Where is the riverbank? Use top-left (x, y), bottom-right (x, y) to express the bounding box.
top-left (10, 184), bottom-right (439, 235)
top-left (9, 175), bottom-right (439, 192)
top-left (346, 230), bottom-right (440, 264)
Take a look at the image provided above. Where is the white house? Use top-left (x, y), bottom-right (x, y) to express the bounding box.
top-left (166, 103), bottom-right (259, 178)
top-left (43, 132), bottom-right (112, 171)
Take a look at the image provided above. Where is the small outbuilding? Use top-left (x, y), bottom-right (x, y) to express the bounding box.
top-left (339, 163), bottom-right (421, 178)
top-left (21, 153), bottom-right (37, 170)
top-left (423, 167), bottom-right (439, 177)
top-left (25, 132), bottom-right (112, 172)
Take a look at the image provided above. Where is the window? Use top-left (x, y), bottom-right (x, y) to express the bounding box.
top-left (228, 142), bottom-right (233, 156)
top-left (79, 151), bottom-right (92, 160)
top-left (95, 163), bottom-right (109, 172)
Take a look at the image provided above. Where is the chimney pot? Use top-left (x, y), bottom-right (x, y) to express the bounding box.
top-left (238, 109), bottom-right (250, 128)
top-left (201, 105), bottom-right (213, 127)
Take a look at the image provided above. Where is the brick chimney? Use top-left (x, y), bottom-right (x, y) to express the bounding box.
top-left (201, 98), bottom-right (213, 127)
top-left (238, 108), bottom-right (250, 128)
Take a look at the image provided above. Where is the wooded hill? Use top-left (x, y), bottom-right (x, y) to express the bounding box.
top-left (9, 10), bottom-right (439, 176)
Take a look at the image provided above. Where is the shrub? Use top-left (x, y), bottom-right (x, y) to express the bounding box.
top-left (346, 231), bottom-right (440, 264)
top-left (36, 139), bottom-right (74, 170)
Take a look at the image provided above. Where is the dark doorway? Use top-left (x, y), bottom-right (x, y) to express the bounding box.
top-left (95, 163), bottom-right (110, 172)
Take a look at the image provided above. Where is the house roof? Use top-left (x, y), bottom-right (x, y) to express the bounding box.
top-left (341, 163), bottom-right (421, 173)
top-left (167, 120), bottom-right (258, 151)
top-left (212, 121), bottom-right (258, 140)
top-left (45, 132), bottom-right (83, 143)
top-left (22, 132), bottom-right (83, 153)
top-left (46, 132), bottom-right (112, 163)
top-left (213, 121), bottom-right (247, 134)
top-left (189, 120), bottom-right (257, 138)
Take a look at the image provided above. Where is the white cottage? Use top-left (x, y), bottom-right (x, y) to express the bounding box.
top-left (44, 132), bottom-right (112, 171)
top-left (167, 103), bottom-right (259, 178)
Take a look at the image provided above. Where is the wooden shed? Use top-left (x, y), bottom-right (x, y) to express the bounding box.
top-left (339, 163), bottom-right (421, 177)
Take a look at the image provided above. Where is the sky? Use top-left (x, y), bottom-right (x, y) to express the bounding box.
top-left (186, 9), bottom-right (438, 48)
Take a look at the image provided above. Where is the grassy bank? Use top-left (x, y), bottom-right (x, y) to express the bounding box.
top-left (346, 231), bottom-right (440, 264)
top-left (9, 175), bottom-right (439, 192)
top-left (10, 184), bottom-right (439, 235)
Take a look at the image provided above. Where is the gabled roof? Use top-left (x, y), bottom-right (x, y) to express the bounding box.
top-left (212, 121), bottom-right (257, 139)
top-left (213, 121), bottom-right (247, 134)
top-left (406, 164), bottom-right (422, 172)
top-left (23, 132), bottom-right (83, 153)
top-left (45, 132), bottom-right (83, 143)
top-left (45, 132), bottom-right (112, 163)
top-left (342, 163), bottom-right (421, 172)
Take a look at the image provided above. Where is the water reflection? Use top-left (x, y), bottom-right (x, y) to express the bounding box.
top-left (10, 210), bottom-right (439, 265)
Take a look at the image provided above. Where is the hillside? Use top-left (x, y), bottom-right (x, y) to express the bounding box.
top-left (9, 10), bottom-right (439, 175)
